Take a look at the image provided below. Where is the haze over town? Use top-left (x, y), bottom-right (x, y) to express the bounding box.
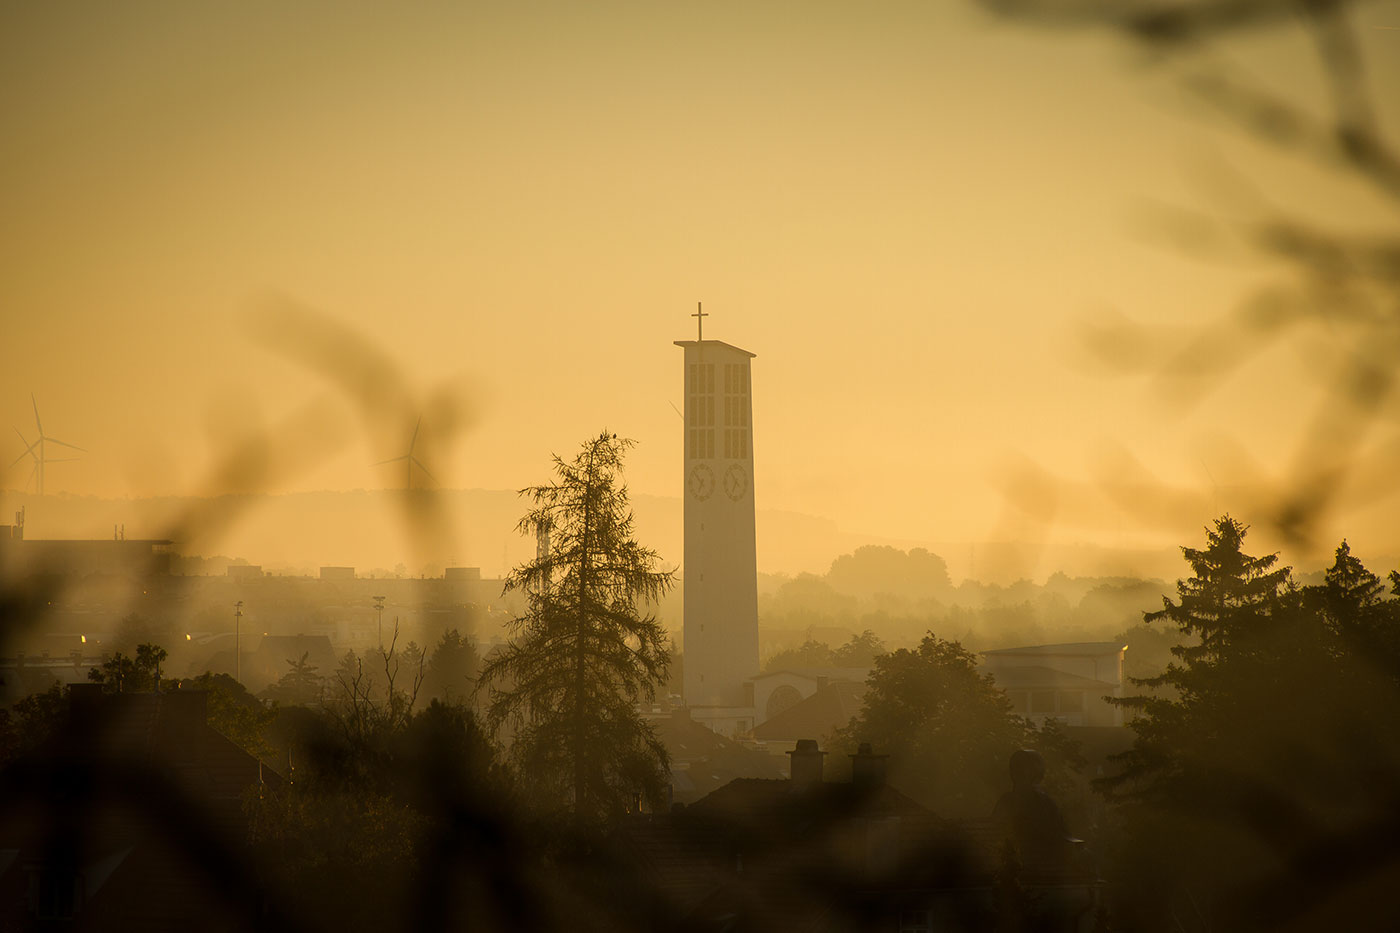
top-left (4, 3), bottom-right (1400, 931)
top-left (6, 2), bottom-right (1399, 582)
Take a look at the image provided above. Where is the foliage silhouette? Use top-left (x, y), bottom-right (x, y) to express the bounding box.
top-left (1100, 518), bottom-right (1400, 930)
top-left (834, 631), bottom-right (1082, 818)
top-left (478, 432), bottom-right (674, 827)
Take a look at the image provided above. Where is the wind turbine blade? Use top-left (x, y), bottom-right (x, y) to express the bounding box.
top-left (374, 455), bottom-right (409, 466)
top-left (9, 425), bottom-right (36, 465)
top-left (409, 415), bottom-right (422, 457)
top-left (44, 457), bottom-right (80, 463)
top-left (411, 457), bottom-right (437, 485)
top-left (31, 394), bottom-right (43, 435)
top-left (43, 436), bottom-right (86, 453)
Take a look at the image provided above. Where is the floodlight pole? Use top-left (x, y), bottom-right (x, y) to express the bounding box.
top-left (234, 601), bottom-right (244, 684)
top-left (373, 595), bottom-right (386, 651)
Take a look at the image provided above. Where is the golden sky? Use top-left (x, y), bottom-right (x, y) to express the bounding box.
top-left (4, 1), bottom-right (1399, 572)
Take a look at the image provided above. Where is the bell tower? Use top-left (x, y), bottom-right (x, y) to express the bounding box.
top-left (675, 306), bottom-right (759, 722)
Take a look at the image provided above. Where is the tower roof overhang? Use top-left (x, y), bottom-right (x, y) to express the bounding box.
top-left (674, 340), bottom-right (756, 358)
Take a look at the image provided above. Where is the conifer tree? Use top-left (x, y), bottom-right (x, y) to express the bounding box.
top-left (1312, 539), bottom-right (1400, 682)
top-left (479, 432), bottom-right (674, 826)
top-left (1105, 517), bottom-right (1293, 795)
top-left (1142, 515), bottom-right (1291, 674)
top-left (1101, 521), bottom-right (1400, 928)
top-left (1316, 539), bottom-right (1386, 623)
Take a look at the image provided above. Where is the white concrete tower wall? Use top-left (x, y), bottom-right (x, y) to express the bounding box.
top-left (674, 337), bottom-right (759, 708)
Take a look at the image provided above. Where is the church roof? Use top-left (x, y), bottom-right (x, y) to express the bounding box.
top-left (672, 339), bottom-right (757, 358)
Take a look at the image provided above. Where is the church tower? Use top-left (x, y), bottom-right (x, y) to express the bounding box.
top-left (676, 308), bottom-right (759, 725)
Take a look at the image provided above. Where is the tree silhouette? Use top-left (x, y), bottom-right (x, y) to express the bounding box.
top-left (420, 628), bottom-right (480, 706)
top-left (478, 431), bottom-right (674, 826)
top-left (265, 652), bottom-right (325, 707)
top-left (834, 631), bottom-right (1079, 816)
top-left (1143, 514), bottom-right (1292, 672)
top-left (88, 642), bottom-right (168, 693)
top-left (1100, 519), bottom-right (1400, 929)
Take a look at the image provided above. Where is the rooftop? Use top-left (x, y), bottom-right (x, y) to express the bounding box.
top-left (981, 641), bottom-right (1126, 658)
top-left (672, 339), bottom-right (757, 358)
top-left (753, 681), bottom-right (868, 742)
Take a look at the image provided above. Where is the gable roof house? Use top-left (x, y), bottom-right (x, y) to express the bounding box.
top-left (751, 680), bottom-right (868, 754)
top-left (0, 683), bottom-right (283, 931)
top-left (651, 707), bottom-right (788, 804)
top-left (613, 740), bottom-right (1046, 932)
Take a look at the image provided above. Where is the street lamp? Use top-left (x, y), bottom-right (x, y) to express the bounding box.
top-left (234, 600), bottom-right (244, 684)
top-left (373, 595), bottom-right (386, 650)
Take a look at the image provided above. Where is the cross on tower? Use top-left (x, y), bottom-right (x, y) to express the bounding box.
top-left (693, 302), bottom-right (708, 341)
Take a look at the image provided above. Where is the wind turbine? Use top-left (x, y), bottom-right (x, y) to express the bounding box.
top-left (375, 415), bottom-right (436, 490)
top-left (12, 396), bottom-right (84, 495)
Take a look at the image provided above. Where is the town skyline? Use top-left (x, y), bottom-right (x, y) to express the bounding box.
top-left (5, 2), bottom-right (1400, 575)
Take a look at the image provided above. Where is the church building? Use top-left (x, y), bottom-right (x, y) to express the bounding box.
top-left (676, 309), bottom-right (760, 734)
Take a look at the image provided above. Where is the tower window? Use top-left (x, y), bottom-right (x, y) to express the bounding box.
top-left (689, 362), bottom-right (716, 458)
top-left (723, 363), bottom-right (750, 459)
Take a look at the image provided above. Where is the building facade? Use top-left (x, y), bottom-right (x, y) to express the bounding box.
top-left (980, 642), bottom-right (1127, 728)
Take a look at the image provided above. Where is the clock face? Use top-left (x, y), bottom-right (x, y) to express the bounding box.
top-left (688, 463), bottom-right (715, 501)
top-left (723, 463), bottom-right (748, 501)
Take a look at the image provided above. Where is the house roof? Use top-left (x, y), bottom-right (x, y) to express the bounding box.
top-left (0, 687), bottom-right (282, 929)
top-left (84, 690), bottom-right (283, 803)
top-left (687, 777), bottom-right (933, 832)
top-left (753, 681), bottom-right (868, 742)
top-left (981, 642), bottom-right (1125, 658)
top-left (653, 713), bottom-right (787, 803)
top-left (613, 775), bottom-right (1005, 930)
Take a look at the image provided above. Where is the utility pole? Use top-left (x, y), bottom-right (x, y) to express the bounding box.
top-left (234, 600), bottom-right (244, 684)
top-left (373, 595), bottom-right (386, 650)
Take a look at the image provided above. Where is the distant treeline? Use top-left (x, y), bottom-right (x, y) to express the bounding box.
top-left (754, 544), bottom-right (1173, 655)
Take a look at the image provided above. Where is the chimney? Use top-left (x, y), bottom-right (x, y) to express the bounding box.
top-left (787, 738), bottom-right (826, 789)
top-left (850, 742), bottom-right (889, 789)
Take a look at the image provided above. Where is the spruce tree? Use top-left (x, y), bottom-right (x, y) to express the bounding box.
top-left (478, 432), bottom-right (674, 826)
top-left (1312, 539), bottom-right (1400, 683)
top-left (1105, 517), bottom-right (1292, 795)
top-left (1143, 515), bottom-right (1291, 674)
top-left (1095, 520), bottom-right (1400, 929)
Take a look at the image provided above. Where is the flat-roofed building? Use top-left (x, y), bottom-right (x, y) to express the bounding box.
top-left (981, 641), bottom-right (1126, 727)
